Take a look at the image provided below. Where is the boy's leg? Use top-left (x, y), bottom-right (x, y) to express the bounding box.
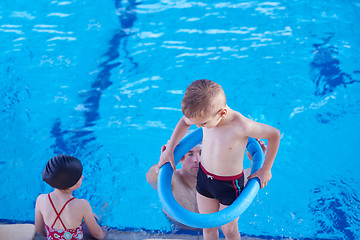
top-left (219, 204), bottom-right (241, 240)
top-left (196, 192), bottom-right (220, 240)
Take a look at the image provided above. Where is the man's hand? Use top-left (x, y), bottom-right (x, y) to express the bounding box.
top-left (246, 139), bottom-right (267, 161)
top-left (247, 139), bottom-right (270, 189)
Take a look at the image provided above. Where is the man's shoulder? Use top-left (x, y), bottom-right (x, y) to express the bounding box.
top-left (172, 170), bottom-right (188, 188)
top-left (172, 170), bottom-right (183, 182)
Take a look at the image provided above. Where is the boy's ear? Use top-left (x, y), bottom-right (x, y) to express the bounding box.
top-left (220, 108), bottom-right (227, 117)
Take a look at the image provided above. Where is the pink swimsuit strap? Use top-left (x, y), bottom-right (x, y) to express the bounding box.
top-left (48, 193), bottom-right (75, 230)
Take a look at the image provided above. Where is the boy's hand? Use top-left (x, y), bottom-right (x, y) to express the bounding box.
top-left (247, 168), bottom-right (272, 189)
top-left (158, 147), bottom-right (176, 171)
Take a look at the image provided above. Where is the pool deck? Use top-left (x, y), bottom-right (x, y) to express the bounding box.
top-left (1, 223), bottom-right (284, 240)
top-left (34, 229), bottom-right (275, 240)
top-left (0, 222), bottom-right (284, 240)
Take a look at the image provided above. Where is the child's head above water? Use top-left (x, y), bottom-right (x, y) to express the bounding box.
top-left (181, 79), bottom-right (227, 119)
top-left (42, 154), bottom-right (83, 190)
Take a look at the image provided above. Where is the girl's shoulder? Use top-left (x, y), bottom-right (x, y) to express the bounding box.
top-left (72, 197), bottom-right (89, 204)
top-left (36, 193), bottom-right (48, 203)
top-left (70, 198), bottom-right (92, 210)
top-left (69, 198), bottom-right (93, 218)
top-left (36, 194), bottom-right (89, 206)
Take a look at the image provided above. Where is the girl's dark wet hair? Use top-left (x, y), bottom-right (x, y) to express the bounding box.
top-left (42, 155), bottom-right (83, 190)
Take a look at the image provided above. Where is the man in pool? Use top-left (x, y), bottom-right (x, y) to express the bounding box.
top-left (146, 136), bottom-right (266, 231)
top-left (147, 140), bottom-right (202, 231)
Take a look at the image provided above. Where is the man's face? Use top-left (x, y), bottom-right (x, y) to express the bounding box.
top-left (181, 146), bottom-right (201, 176)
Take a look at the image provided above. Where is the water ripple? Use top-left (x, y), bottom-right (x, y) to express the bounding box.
top-left (176, 27), bottom-right (256, 35)
top-left (214, 2), bottom-right (254, 9)
top-left (47, 36), bottom-right (76, 41)
top-left (153, 107), bottom-right (181, 112)
top-left (0, 25), bottom-right (23, 34)
top-left (309, 177), bottom-right (360, 239)
top-left (137, 2), bottom-right (207, 14)
top-left (46, 12), bottom-right (72, 17)
top-left (57, 1), bottom-right (72, 6)
top-left (255, 2), bottom-right (285, 16)
top-left (289, 94), bottom-right (336, 118)
top-left (10, 11), bottom-right (35, 20)
top-left (138, 31), bottom-right (164, 38)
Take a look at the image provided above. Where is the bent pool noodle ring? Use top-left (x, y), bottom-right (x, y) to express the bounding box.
top-left (158, 128), bottom-right (265, 229)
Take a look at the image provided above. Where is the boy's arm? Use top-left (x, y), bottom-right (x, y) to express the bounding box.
top-left (158, 116), bottom-right (192, 170)
top-left (245, 140), bottom-right (267, 185)
top-left (243, 117), bottom-right (280, 189)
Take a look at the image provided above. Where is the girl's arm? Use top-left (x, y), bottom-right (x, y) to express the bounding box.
top-left (82, 200), bottom-right (107, 240)
top-left (34, 195), bottom-right (46, 236)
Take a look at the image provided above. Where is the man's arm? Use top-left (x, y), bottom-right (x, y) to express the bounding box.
top-left (146, 164), bottom-right (159, 190)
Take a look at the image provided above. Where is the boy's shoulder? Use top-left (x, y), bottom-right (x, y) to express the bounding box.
top-left (227, 111), bottom-right (247, 127)
top-left (222, 111), bottom-right (253, 135)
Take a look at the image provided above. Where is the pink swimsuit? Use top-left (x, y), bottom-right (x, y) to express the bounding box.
top-left (45, 193), bottom-right (83, 240)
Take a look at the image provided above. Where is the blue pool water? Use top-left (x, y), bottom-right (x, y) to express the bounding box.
top-left (1, 0), bottom-right (360, 239)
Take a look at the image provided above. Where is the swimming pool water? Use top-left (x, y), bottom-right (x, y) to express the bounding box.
top-left (1, 0), bottom-right (360, 239)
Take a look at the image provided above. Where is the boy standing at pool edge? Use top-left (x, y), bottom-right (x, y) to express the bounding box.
top-left (158, 79), bottom-right (280, 240)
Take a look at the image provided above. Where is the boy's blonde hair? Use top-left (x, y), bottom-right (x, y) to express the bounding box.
top-left (182, 79), bottom-right (226, 118)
